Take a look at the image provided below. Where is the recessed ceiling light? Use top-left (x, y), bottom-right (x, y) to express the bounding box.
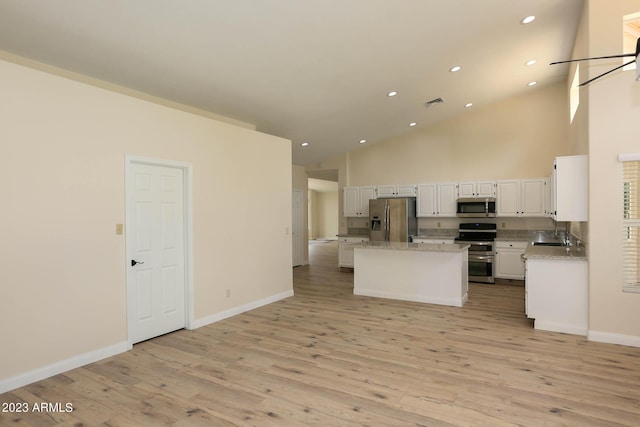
top-left (359, 139), bottom-right (367, 144)
top-left (528, 81), bottom-right (537, 87)
top-left (521, 15), bottom-right (536, 24)
top-left (387, 91), bottom-right (398, 97)
top-left (301, 142), bottom-right (309, 147)
top-left (525, 59), bottom-right (537, 66)
top-left (409, 122), bottom-right (417, 127)
top-left (465, 103), bottom-right (473, 108)
top-left (450, 66), bottom-right (461, 72)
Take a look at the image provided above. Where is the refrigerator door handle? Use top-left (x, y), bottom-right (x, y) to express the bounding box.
top-left (385, 203), bottom-right (390, 241)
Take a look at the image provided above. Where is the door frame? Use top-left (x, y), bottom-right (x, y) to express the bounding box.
top-left (124, 155), bottom-right (194, 346)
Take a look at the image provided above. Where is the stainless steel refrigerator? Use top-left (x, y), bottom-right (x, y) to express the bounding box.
top-left (369, 197), bottom-right (417, 242)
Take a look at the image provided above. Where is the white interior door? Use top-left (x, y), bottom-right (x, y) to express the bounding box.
top-left (292, 189), bottom-right (304, 266)
top-left (127, 162), bottom-right (186, 344)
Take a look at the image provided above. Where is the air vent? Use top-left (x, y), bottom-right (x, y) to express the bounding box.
top-left (425, 97), bottom-right (445, 107)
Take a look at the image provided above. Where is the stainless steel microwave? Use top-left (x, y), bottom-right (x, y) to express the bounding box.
top-left (456, 197), bottom-right (497, 217)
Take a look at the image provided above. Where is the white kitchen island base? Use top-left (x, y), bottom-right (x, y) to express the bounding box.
top-left (354, 242), bottom-right (469, 307)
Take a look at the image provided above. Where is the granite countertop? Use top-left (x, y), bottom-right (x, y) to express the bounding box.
top-left (522, 244), bottom-right (587, 261)
top-left (413, 230), bottom-right (458, 240)
top-left (355, 241), bottom-right (470, 253)
top-left (337, 234), bottom-right (369, 238)
top-left (495, 230), bottom-right (567, 243)
top-left (495, 235), bottom-right (534, 242)
top-left (412, 234), bottom-right (457, 240)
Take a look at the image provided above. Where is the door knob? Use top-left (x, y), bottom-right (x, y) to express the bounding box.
top-left (131, 259), bottom-right (144, 266)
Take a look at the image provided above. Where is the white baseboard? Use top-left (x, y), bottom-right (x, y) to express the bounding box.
top-left (1, 290), bottom-right (294, 394)
top-left (534, 320), bottom-right (587, 336)
top-left (190, 289), bottom-right (294, 330)
top-left (588, 330), bottom-right (640, 347)
top-left (354, 289), bottom-right (467, 308)
top-left (0, 341), bottom-right (131, 394)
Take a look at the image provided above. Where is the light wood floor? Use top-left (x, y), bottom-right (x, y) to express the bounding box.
top-left (2, 241), bottom-right (640, 426)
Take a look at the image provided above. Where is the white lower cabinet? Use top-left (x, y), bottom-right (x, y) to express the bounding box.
top-left (494, 241), bottom-right (528, 280)
top-left (338, 236), bottom-right (370, 268)
top-left (525, 258), bottom-right (588, 335)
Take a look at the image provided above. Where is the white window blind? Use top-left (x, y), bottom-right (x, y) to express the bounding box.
top-left (621, 154), bottom-right (640, 293)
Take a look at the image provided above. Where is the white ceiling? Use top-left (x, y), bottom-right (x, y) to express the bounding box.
top-left (0, 0), bottom-right (584, 166)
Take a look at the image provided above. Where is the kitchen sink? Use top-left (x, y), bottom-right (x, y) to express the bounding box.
top-left (531, 241), bottom-right (565, 246)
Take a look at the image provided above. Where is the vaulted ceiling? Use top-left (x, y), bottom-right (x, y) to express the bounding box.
top-left (0, 0), bottom-right (584, 165)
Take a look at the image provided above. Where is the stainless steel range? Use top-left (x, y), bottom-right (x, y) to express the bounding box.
top-left (454, 223), bottom-right (497, 283)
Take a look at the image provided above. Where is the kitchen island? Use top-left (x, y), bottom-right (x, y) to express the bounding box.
top-left (354, 242), bottom-right (469, 307)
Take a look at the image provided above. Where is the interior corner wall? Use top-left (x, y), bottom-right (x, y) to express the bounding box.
top-left (346, 82), bottom-right (571, 186)
top-left (584, 0), bottom-right (640, 344)
top-left (0, 57), bottom-right (293, 385)
top-left (292, 165), bottom-right (309, 262)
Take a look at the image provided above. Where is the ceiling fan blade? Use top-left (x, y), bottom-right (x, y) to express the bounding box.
top-left (550, 53), bottom-right (635, 65)
top-left (578, 59), bottom-right (636, 86)
top-left (552, 37), bottom-right (640, 66)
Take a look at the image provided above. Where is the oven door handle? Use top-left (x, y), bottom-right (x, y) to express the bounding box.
top-left (468, 255), bottom-right (494, 262)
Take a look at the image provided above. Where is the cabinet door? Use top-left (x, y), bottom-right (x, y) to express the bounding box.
top-left (476, 181), bottom-right (496, 197)
top-left (376, 185), bottom-right (396, 198)
top-left (396, 184), bottom-right (417, 197)
top-left (437, 182), bottom-right (458, 216)
top-left (544, 176), bottom-right (554, 217)
top-left (496, 180), bottom-right (520, 216)
top-left (343, 187), bottom-right (359, 217)
top-left (554, 155), bottom-right (588, 221)
top-left (521, 179), bottom-right (545, 217)
top-left (495, 248), bottom-right (526, 279)
top-left (416, 184), bottom-right (437, 216)
top-left (358, 186), bottom-right (377, 216)
top-left (339, 243), bottom-right (354, 267)
top-left (458, 182), bottom-right (476, 198)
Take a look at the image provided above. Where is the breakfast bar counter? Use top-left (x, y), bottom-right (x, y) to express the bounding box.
top-left (353, 242), bottom-right (469, 307)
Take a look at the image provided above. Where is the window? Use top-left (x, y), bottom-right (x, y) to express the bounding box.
top-left (620, 154), bottom-right (640, 293)
top-left (622, 12), bottom-right (640, 73)
top-left (569, 63), bottom-right (580, 123)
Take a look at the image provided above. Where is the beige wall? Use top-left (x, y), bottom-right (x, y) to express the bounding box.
top-left (306, 154), bottom-right (348, 234)
top-left (582, 0), bottom-right (640, 343)
top-left (347, 82), bottom-right (571, 185)
top-left (306, 84), bottom-right (572, 236)
top-left (292, 165), bottom-right (309, 263)
top-left (0, 57), bottom-right (293, 382)
top-left (308, 190), bottom-right (319, 239)
top-left (316, 191), bottom-right (339, 239)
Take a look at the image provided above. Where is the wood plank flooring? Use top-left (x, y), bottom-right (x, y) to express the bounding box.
top-left (2, 240), bottom-right (640, 426)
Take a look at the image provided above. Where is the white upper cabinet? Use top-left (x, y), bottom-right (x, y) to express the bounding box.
top-left (343, 186), bottom-right (376, 217)
top-left (552, 155), bottom-right (588, 222)
top-left (376, 184), bottom-right (416, 198)
top-left (521, 179), bottom-right (546, 216)
top-left (496, 180), bottom-right (519, 216)
top-left (438, 182), bottom-right (458, 216)
top-left (417, 182), bottom-right (458, 217)
top-left (544, 176), bottom-right (554, 217)
top-left (496, 179), bottom-right (546, 217)
top-left (416, 183), bottom-right (437, 216)
top-left (458, 181), bottom-right (496, 198)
